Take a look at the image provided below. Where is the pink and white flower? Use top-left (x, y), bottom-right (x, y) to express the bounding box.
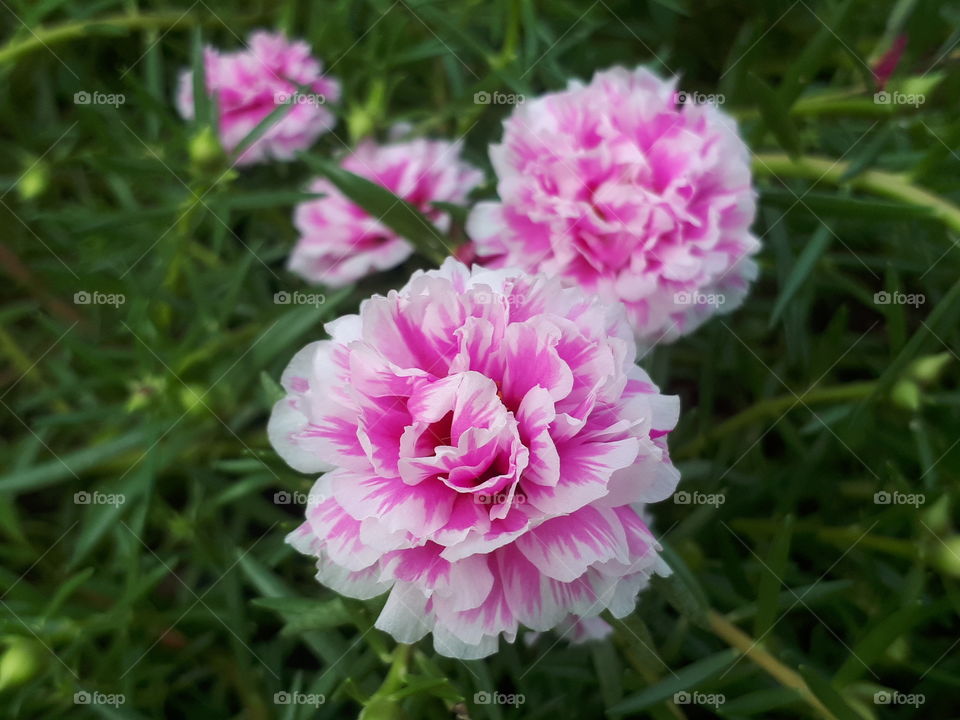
top-left (269, 259), bottom-right (680, 658)
top-left (466, 66), bottom-right (760, 346)
top-left (288, 138), bottom-right (483, 287)
top-left (176, 30), bottom-right (340, 165)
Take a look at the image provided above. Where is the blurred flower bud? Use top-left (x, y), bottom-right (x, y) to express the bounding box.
top-left (908, 352), bottom-right (951, 386)
top-left (0, 637), bottom-right (44, 691)
top-left (933, 535), bottom-right (960, 578)
top-left (923, 495), bottom-right (952, 535)
top-left (188, 125), bottom-right (226, 173)
top-left (179, 384), bottom-right (206, 415)
top-left (891, 379), bottom-right (921, 412)
top-left (16, 160), bottom-right (49, 202)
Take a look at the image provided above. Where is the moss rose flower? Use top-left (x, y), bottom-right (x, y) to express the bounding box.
top-left (176, 30), bottom-right (340, 165)
top-left (467, 66), bottom-right (760, 346)
top-left (269, 260), bottom-right (680, 658)
top-left (288, 138), bottom-right (483, 287)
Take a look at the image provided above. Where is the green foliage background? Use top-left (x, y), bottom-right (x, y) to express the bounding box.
top-left (2, 0), bottom-right (960, 718)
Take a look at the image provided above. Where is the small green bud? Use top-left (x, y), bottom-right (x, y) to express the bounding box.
top-left (188, 125), bottom-right (226, 172)
top-left (179, 384), bottom-right (206, 415)
top-left (0, 637), bottom-right (44, 691)
top-left (933, 536), bottom-right (960, 578)
top-left (16, 160), bottom-right (49, 202)
top-left (890, 379), bottom-right (921, 412)
top-left (909, 352), bottom-right (952, 385)
top-left (923, 495), bottom-right (952, 535)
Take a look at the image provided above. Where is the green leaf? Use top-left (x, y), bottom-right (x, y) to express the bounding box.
top-left (834, 600), bottom-right (940, 684)
top-left (716, 687), bottom-right (803, 716)
top-left (653, 542), bottom-right (710, 625)
top-left (778, 0), bottom-right (857, 106)
top-left (769, 227), bottom-right (832, 327)
top-left (750, 73), bottom-right (802, 157)
top-left (754, 515), bottom-right (795, 636)
top-left (0, 426), bottom-right (158, 494)
top-left (798, 666), bottom-right (861, 720)
top-left (607, 649), bottom-right (738, 716)
top-left (252, 596), bottom-right (355, 633)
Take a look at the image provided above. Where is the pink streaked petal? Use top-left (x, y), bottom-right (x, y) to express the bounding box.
top-left (516, 506), bottom-right (629, 582)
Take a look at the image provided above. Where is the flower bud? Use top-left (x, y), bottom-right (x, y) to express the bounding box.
top-left (0, 637), bottom-right (44, 691)
top-left (188, 125), bottom-right (226, 173)
top-left (16, 160), bottom-right (49, 202)
top-left (932, 536), bottom-right (960, 578)
top-left (890, 379), bottom-right (921, 412)
top-left (909, 352), bottom-right (951, 385)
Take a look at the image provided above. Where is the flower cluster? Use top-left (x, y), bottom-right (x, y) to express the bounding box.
top-left (180, 34), bottom-right (763, 658)
top-left (270, 260), bottom-right (680, 657)
top-left (176, 31), bottom-right (340, 165)
top-left (467, 66), bottom-right (759, 345)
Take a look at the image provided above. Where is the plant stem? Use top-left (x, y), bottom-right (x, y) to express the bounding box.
top-left (753, 153), bottom-right (960, 235)
top-left (675, 381), bottom-right (875, 459)
top-left (706, 610), bottom-right (838, 720)
top-left (0, 13), bottom-right (200, 66)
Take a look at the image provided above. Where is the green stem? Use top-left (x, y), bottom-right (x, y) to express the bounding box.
top-left (706, 610), bottom-right (837, 720)
top-left (0, 12), bottom-right (206, 67)
top-left (675, 382), bottom-right (875, 459)
top-left (359, 644), bottom-right (412, 719)
top-left (730, 519), bottom-right (917, 558)
top-left (753, 153), bottom-right (960, 235)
